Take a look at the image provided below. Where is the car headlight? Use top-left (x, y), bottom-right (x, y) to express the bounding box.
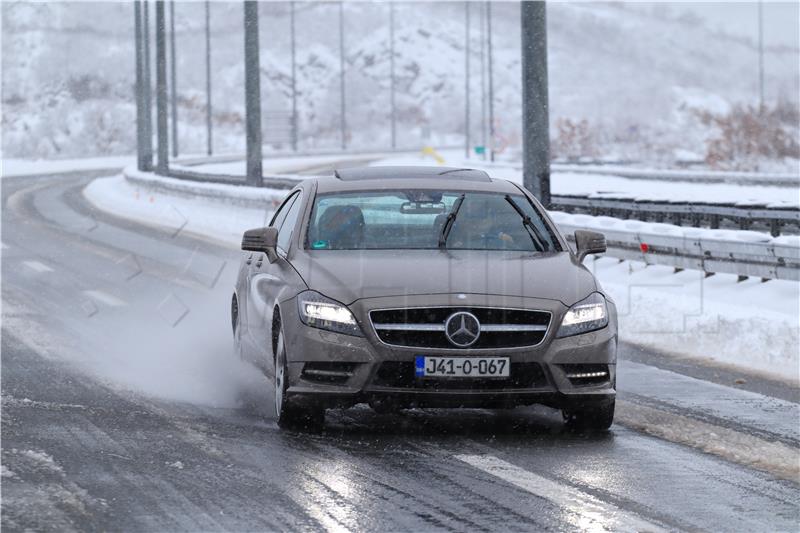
top-left (297, 291), bottom-right (363, 336)
top-left (556, 292), bottom-right (608, 338)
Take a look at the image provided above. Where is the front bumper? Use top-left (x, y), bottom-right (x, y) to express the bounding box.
top-left (280, 293), bottom-right (617, 410)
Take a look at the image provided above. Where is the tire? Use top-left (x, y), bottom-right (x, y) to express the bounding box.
top-left (562, 400), bottom-right (615, 431)
top-left (274, 329), bottom-right (324, 431)
top-left (232, 295), bottom-right (245, 361)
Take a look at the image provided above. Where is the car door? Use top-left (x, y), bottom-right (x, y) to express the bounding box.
top-left (245, 191), bottom-right (304, 369)
top-left (242, 192), bottom-right (297, 352)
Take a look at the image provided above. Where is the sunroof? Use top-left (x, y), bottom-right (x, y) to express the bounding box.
top-left (334, 166), bottom-right (491, 182)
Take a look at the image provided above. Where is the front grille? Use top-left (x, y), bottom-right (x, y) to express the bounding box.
top-left (372, 361), bottom-right (548, 390)
top-left (369, 307), bottom-right (551, 349)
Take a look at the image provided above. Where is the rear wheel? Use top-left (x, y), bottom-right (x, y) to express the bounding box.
top-left (562, 400), bottom-right (615, 431)
top-left (274, 329), bottom-right (324, 431)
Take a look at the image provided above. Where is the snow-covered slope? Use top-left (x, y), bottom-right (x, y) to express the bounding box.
top-left (2, 2), bottom-right (798, 170)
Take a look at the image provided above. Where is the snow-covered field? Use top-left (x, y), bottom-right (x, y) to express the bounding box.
top-left (85, 169), bottom-right (800, 382)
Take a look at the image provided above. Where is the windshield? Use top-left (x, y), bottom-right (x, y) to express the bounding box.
top-left (305, 190), bottom-right (560, 251)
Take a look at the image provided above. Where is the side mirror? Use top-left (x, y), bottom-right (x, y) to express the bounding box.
top-left (242, 227), bottom-right (279, 263)
top-left (574, 230), bottom-right (606, 262)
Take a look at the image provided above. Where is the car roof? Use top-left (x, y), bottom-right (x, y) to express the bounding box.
top-left (314, 166), bottom-right (521, 194)
top-left (335, 166), bottom-right (491, 182)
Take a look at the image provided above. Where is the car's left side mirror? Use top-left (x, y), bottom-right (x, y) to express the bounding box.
top-left (574, 230), bottom-right (606, 262)
top-left (242, 227), bottom-right (279, 263)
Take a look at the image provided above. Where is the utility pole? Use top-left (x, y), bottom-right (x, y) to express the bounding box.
top-left (521, 1), bottom-right (551, 207)
top-left (479, 1), bottom-right (486, 161)
top-left (169, 0), bottom-right (178, 158)
top-left (290, 1), bottom-right (298, 152)
top-left (464, 1), bottom-right (470, 159)
top-left (757, 0), bottom-right (765, 112)
top-left (134, 1), bottom-right (146, 170)
top-left (487, 1), bottom-right (495, 162)
top-left (244, 0), bottom-right (263, 185)
top-left (205, 0), bottom-right (212, 155)
top-left (389, 1), bottom-right (396, 150)
top-left (142, 0), bottom-right (153, 170)
top-left (155, 1), bottom-right (169, 174)
top-left (339, 2), bottom-right (347, 151)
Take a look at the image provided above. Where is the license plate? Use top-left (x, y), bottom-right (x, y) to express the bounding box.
top-left (415, 356), bottom-right (510, 378)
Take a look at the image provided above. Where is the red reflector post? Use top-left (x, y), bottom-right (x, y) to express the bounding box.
top-left (640, 243), bottom-right (649, 253)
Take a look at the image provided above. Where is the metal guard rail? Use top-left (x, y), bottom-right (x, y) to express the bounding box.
top-left (551, 194), bottom-right (800, 237)
top-left (558, 222), bottom-right (800, 281)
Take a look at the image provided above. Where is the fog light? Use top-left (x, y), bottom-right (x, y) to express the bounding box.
top-left (565, 371), bottom-right (608, 379)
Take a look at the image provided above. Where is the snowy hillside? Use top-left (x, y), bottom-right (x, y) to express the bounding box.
top-left (2, 1), bottom-right (798, 171)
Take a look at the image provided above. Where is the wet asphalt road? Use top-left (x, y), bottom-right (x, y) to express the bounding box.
top-left (2, 172), bottom-right (799, 532)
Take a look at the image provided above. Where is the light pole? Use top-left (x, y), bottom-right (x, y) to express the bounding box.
top-left (142, 1), bottom-right (153, 169)
top-left (205, 0), bottom-right (212, 155)
top-left (464, 1), bottom-right (470, 159)
top-left (290, 1), bottom-right (298, 151)
top-left (390, 1), bottom-right (396, 150)
top-left (339, 2), bottom-right (347, 151)
top-left (487, 1), bottom-right (495, 162)
top-left (758, 0), bottom-right (765, 111)
top-left (521, 1), bottom-right (551, 207)
top-left (155, 1), bottom-right (169, 174)
top-left (244, 0), bottom-right (263, 185)
top-left (169, 0), bottom-right (178, 158)
top-left (479, 1), bottom-right (486, 161)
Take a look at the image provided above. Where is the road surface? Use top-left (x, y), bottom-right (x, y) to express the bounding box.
top-left (2, 171), bottom-right (798, 532)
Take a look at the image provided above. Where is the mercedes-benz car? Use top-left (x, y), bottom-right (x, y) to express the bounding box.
top-left (232, 166), bottom-right (617, 430)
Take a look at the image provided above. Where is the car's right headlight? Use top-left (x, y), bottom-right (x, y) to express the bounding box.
top-left (297, 291), bottom-right (363, 337)
top-left (556, 292), bottom-right (608, 338)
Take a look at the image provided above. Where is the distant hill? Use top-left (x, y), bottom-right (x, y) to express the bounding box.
top-left (2, 1), bottom-right (798, 171)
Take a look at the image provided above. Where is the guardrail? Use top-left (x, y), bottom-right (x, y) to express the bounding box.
top-left (551, 163), bottom-right (799, 187)
top-left (551, 193), bottom-right (800, 237)
top-left (124, 164), bottom-right (800, 281)
top-left (556, 217), bottom-right (800, 282)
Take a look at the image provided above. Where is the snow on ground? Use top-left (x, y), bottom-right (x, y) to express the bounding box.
top-left (189, 149), bottom-right (800, 205)
top-left (185, 151), bottom-right (414, 177)
top-left (86, 169), bottom-right (800, 382)
top-left (591, 256), bottom-right (798, 381)
top-left (84, 174), bottom-right (278, 246)
top-left (367, 149), bottom-right (800, 206)
top-left (2, 156), bottom-right (134, 178)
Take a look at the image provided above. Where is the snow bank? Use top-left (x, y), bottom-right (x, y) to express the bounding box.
top-left (2, 156), bottom-right (134, 178)
top-left (85, 172), bottom-right (283, 246)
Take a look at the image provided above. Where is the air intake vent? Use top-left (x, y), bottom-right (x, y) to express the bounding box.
top-left (301, 362), bottom-right (359, 384)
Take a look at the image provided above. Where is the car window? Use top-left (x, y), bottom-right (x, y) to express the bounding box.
top-left (305, 190), bottom-right (560, 252)
top-left (270, 192), bottom-right (299, 230)
top-left (277, 193), bottom-right (303, 253)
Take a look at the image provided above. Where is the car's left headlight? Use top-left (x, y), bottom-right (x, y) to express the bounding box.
top-left (297, 291), bottom-right (363, 337)
top-left (556, 292), bottom-right (608, 338)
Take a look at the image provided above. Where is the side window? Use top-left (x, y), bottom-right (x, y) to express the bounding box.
top-left (277, 193), bottom-right (303, 253)
top-left (269, 192), bottom-right (298, 230)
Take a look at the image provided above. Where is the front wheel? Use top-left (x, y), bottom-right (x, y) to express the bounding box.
top-left (562, 400), bottom-right (615, 431)
top-left (274, 329), bottom-right (324, 431)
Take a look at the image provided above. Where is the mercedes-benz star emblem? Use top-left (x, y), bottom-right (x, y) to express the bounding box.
top-left (444, 311), bottom-right (481, 347)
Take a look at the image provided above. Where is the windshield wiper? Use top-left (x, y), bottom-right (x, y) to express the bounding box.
top-left (505, 195), bottom-right (548, 252)
top-left (438, 194), bottom-right (466, 249)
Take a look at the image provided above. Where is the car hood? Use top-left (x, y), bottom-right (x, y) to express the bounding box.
top-left (290, 249), bottom-right (597, 306)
